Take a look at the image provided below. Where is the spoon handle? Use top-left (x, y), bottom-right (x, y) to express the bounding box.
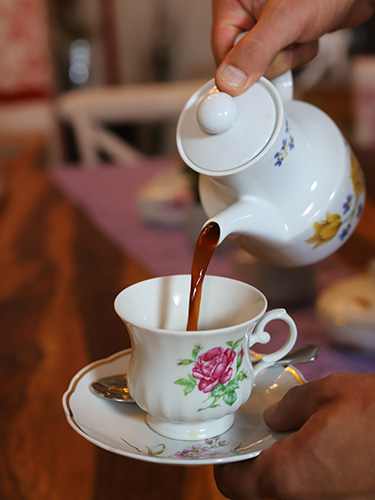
top-left (251, 344), bottom-right (320, 366)
top-left (276, 344), bottom-right (321, 366)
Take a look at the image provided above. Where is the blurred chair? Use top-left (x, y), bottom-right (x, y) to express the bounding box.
top-left (56, 79), bottom-right (204, 166)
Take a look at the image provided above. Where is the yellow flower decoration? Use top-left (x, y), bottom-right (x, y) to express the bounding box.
top-left (305, 212), bottom-right (342, 248)
top-left (350, 153), bottom-right (365, 196)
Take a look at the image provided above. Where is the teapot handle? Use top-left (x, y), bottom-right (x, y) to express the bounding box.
top-left (271, 71), bottom-right (294, 101)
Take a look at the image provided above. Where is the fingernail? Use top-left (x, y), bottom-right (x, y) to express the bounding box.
top-left (263, 401), bottom-right (279, 420)
top-left (219, 64), bottom-right (247, 88)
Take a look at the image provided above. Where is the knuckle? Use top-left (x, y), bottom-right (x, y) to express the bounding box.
top-left (308, 373), bottom-right (347, 408)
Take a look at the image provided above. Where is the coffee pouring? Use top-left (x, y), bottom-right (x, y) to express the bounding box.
top-left (176, 70), bottom-right (366, 267)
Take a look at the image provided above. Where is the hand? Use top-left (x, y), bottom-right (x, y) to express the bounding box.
top-left (212, 0), bottom-right (375, 95)
top-left (214, 372), bottom-right (375, 499)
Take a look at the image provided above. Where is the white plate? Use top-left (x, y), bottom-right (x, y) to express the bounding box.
top-left (62, 349), bottom-right (305, 465)
top-left (316, 273), bottom-right (375, 350)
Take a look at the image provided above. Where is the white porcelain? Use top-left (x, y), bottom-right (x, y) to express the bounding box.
top-left (114, 275), bottom-right (297, 441)
top-left (62, 348), bottom-right (306, 465)
top-left (316, 265), bottom-right (375, 350)
top-left (176, 71), bottom-right (366, 267)
top-left (196, 91), bottom-right (238, 134)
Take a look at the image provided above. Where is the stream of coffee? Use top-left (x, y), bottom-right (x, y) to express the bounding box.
top-left (186, 221), bottom-right (220, 331)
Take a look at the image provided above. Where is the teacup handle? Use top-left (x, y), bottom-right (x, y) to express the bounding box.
top-left (250, 308), bottom-right (297, 378)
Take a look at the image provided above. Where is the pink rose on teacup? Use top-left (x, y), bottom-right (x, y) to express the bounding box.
top-left (192, 347), bottom-right (236, 393)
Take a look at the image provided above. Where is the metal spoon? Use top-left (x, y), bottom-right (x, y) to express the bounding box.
top-left (90, 373), bottom-right (132, 402)
top-left (90, 344), bottom-right (321, 403)
top-left (272, 343), bottom-right (321, 366)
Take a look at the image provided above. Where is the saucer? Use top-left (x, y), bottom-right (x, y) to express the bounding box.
top-left (63, 349), bottom-right (306, 465)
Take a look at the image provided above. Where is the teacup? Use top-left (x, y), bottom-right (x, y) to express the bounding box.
top-left (114, 275), bottom-right (298, 440)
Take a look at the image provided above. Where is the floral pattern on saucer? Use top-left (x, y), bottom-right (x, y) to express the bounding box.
top-left (121, 435), bottom-right (236, 461)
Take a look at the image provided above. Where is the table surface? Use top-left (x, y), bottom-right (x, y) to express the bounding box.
top-left (0, 135), bottom-right (229, 500)
top-left (0, 133), bottom-right (374, 500)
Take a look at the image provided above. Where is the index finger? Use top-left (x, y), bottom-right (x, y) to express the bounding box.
top-left (263, 374), bottom-right (348, 432)
top-left (211, 0), bottom-right (257, 65)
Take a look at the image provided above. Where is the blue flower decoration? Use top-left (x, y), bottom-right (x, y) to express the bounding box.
top-left (274, 120), bottom-right (295, 167)
top-left (339, 226), bottom-right (350, 241)
top-left (274, 152), bottom-right (283, 167)
top-left (357, 203), bottom-right (363, 218)
top-left (342, 195), bottom-right (353, 215)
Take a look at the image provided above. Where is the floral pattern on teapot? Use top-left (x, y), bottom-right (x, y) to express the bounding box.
top-left (306, 153), bottom-right (365, 248)
top-left (174, 338), bottom-right (248, 411)
top-left (274, 120), bottom-right (295, 167)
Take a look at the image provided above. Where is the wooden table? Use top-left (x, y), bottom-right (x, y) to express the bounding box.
top-left (0, 136), bottom-right (225, 500)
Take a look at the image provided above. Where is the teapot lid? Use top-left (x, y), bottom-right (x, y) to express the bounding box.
top-left (176, 77), bottom-right (280, 173)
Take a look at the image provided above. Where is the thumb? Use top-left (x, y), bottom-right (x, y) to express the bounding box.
top-left (263, 381), bottom-right (320, 432)
top-left (214, 1), bottom-right (318, 95)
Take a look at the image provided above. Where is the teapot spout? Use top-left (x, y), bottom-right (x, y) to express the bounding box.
top-left (203, 199), bottom-right (288, 247)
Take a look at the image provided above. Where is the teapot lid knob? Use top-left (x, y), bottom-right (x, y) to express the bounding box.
top-left (177, 78), bottom-right (281, 173)
top-left (196, 92), bottom-right (237, 135)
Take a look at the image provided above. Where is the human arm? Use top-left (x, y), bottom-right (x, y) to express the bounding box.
top-left (214, 372), bottom-right (375, 499)
top-left (212, 0), bottom-right (375, 95)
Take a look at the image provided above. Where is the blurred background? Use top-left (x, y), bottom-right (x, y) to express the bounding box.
top-left (0, 0), bottom-right (216, 164)
top-left (0, 3), bottom-right (375, 500)
top-left (0, 0), bottom-right (375, 167)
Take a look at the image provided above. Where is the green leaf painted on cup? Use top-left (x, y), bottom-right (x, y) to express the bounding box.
top-left (226, 379), bottom-right (240, 391)
top-left (223, 390), bottom-right (237, 406)
top-left (211, 383), bottom-right (226, 398)
top-left (192, 343), bottom-right (204, 360)
top-left (174, 377), bottom-right (197, 396)
top-left (177, 358), bottom-right (194, 366)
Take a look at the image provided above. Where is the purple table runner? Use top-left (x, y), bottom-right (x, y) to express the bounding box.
top-left (52, 160), bottom-right (375, 380)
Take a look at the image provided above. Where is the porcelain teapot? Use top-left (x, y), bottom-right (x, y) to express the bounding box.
top-left (176, 71), bottom-right (366, 267)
